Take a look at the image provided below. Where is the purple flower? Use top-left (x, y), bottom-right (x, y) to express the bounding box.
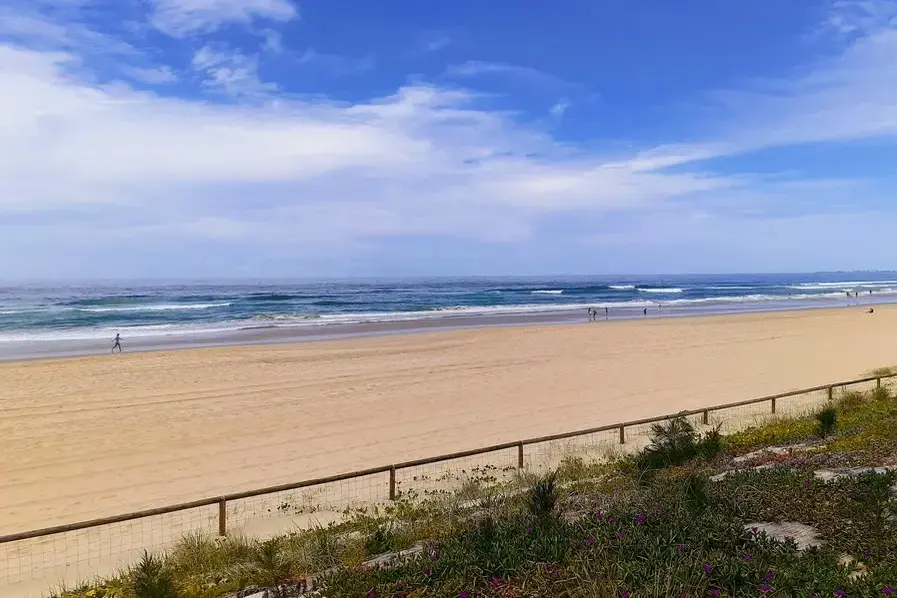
top-left (429, 550), bottom-right (438, 561)
top-left (424, 568), bottom-right (431, 576)
top-left (704, 564), bottom-right (713, 574)
top-left (618, 531), bottom-right (626, 540)
top-left (635, 513), bottom-right (647, 525)
top-left (710, 588), bottom-right (721, 597)
top-left (491, 577), bottom-right (502, 586)
top-left (367, 591), bottom-right (376, 598)
top-left (596, 511), bottom-right (606, 521)
top-left (759, 584), bottom-right (773, 593)
top-left (884, 588), bottom-right (895, 596)
top-left (620, 591), bottom-right (630, 598)
top-left (526, 526), bottom-right (533, 533)
top-left (585, 537), bottom-right (596, 546)
top-left (835, 591), bottom-right (846, 598)
top-left (751, 527), bottom-right (759, 534)
top-left (743, 554), bottom-right (751, 562)
top-left (764, 571), bottom-right (774, 582)
top-left (460, 593), bottom-right (470, 598)
top-left (676, 544), bottom-right (687, 553)
top-left (863, 551), bottom-right (872, 559)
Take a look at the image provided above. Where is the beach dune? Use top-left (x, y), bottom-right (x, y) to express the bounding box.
top-left (2, 306), bottom-right (897, 535)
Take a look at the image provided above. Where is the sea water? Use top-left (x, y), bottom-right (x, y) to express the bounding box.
top-left (0, 273), bottom-right (894, 348)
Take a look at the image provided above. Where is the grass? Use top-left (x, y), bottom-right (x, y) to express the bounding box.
top-left (52, 387), bottom-right (897, 598)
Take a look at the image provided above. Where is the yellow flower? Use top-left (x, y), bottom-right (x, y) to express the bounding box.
top-left (85, 591), bottom-right (96, 597)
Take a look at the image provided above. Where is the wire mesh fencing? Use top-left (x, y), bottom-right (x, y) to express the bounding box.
top-left (0, 503), bottom-right (219, 598)
top-left (2, 373), bottom-right (894, 597)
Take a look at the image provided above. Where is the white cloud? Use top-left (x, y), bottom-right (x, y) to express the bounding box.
top-left (0, 5), bottom-right (139, 57)
top-left (3, 0), bottom-right (897, 277)
top-left (192, 45), bottom-right (276, 96)
top-left (149, 0), bottom-right (298, 37)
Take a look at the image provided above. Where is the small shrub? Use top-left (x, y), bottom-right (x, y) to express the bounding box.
top-left (364, 525), bottom-right (395, 556)
top-left (133, 552), bottom-right (178, 598)
top-left (836, 390), bottom-right (868, 411)
top-left (696, 424), bottom-right (724, 460)
top-left (527, 472), bottom-right (559, 521)
top-left (635, 414), bottom-right (699, 470)
top-left (815, 407), bottom-right (838, 439)
top-left (236, 539), bottom-right (294, 588)
top-left (870, 384), bottom-right (891, 402)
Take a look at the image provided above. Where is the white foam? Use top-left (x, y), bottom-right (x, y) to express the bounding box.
top-left (789, 280), bottom-right (897, 290)
top-left (638, 287), bottom-right (684, 294)
top-left (4, 287), bottom-right (897, 344)
top-left (609, 285), bottom-right (636, 290)
top-left (76, 302), bottom-right (231, 313)
top-left (531, 290), bottom-right (564, 295)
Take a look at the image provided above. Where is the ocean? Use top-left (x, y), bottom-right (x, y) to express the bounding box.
top-left (1, 274), bottom-right (895, 352)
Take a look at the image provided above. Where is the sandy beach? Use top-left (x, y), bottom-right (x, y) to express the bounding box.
top-left (2, 305), bottom-right (897, 536)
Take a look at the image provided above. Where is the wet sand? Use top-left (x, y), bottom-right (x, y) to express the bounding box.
top-left (2, 305), bottom-right (897, 535)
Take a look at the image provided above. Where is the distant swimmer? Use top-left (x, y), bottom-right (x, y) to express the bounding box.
top-left (111, 333), bottom-right (122, 353)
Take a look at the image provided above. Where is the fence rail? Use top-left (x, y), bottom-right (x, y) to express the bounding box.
top-left (2, 372), bottom-right (895, 596)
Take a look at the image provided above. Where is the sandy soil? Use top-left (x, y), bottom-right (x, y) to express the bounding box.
top-left (2, 305), bottom-right (897, 535)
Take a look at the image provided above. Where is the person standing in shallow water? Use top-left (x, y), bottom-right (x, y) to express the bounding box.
top-left (112, 333), bottom-right (122, 353)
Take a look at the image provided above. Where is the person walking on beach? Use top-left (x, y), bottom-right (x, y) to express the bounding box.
top-left (643, 307), bottom-right (648, 317)
top-left (605, 306), bottom-right (609, 320)
top-left (112, 333), bottom-right (122, 353)
top-left (587, 307), bottom-right (593, 322)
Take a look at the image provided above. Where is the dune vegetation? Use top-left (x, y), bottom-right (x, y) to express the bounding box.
top-left (54, 385), bottom-right (897, 598)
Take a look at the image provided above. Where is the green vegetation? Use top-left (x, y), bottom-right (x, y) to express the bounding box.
top-left (54, 386), bottom-right (897, 598)
top-left (816, 406), bottom-right (839, 439)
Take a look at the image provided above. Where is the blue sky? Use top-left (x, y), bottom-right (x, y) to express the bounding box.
top-left (2, 0), bottom-right (897, 279)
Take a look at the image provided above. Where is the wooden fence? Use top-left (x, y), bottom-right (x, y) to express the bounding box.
top-left (1, 372), bottom-right (894, 595)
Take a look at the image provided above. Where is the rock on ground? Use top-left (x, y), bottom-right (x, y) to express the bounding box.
top-left (745, 522), bottom-right (822, 551)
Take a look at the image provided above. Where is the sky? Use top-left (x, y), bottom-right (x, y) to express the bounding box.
top-left (2, 0), bottom-right (897, 279)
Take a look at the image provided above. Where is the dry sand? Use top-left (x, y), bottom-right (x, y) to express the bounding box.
top-left (3, 305), bottom-right (897, 536)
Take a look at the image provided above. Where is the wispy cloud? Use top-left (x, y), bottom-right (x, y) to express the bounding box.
top-left (148, 0), bottom-right (298, 37)
top-left (122, 64), bottom-right (177, 84)
top-left (297, 48), bottom-right (375, 73)
top-left (413, 31), bottom-right (451, 54)
top-left (259, 28), bottom-right (283, 54)
top-left (192, 45), bottom-right (276, 96)
top-left (445, 60), bottom-right (571, 89)
top-left (425, 35), bottom-right (450, 53)
top-left (550, 98), bottom-right (571, 117)
top-left (3, 0), bottom-right (897, 276)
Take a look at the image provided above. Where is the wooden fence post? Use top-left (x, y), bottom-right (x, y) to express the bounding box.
top-left (702, 410), bottom-right (709, 426)
top-left (389, 466), bottom-right (396, 501)
top-left (828, 386), bottom-right (834, 401)
top-left (877, 378), bottom-right (882, 390)
top-left (771, 397), bottom-right (776, 414)
top-left (517, 442), bottom-right (524, 469)
top-left (218, 498), bottom-right (227, 537)
top-left (619, 425), bottom-right (625, 445)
